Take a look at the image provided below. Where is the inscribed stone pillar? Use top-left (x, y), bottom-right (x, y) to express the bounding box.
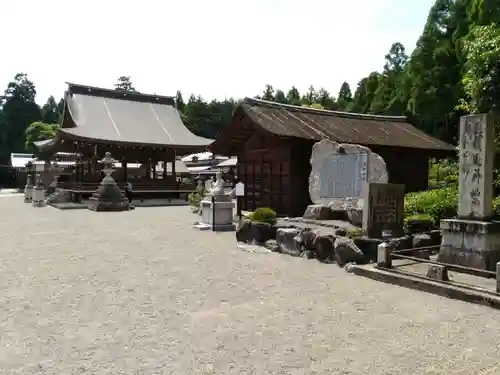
top-left (457, 114), bottom-right (495, 220)
top-left (438, 113), bottom-right (500, 271)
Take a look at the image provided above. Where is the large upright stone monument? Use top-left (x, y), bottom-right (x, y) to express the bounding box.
top-left (438, 114), bottom-right (500, 270)
top-left (307, 140), bottom-right (388, 221)
top-left (88, 152), bottom-right (130, 212)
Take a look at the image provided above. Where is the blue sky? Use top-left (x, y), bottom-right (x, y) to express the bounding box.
top-left (1, 0), bottom-right (435, 104)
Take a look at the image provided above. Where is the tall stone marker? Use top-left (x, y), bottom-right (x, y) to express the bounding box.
top-left (439, 114), bottom-right (500, 271)
top-left (363, 183), bottom-right (405, 238)
top-left (457, 114), bottom-right (495, 219)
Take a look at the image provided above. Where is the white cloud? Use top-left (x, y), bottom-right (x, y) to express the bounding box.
top-left (0, 0), bottom-right (434, 104)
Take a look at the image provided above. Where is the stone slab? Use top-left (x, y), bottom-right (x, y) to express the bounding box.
top-left (363, 183), bottom-right (405, 238)
top-left (309, 140), bottom-right (388, 209)
top-left (302, 204), bottom-right (332, 220)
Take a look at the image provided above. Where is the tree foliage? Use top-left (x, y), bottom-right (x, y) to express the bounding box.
top-left (25, 122), bottom-right (60, 152)
top-left (114, 76), bottom-right (137, 92)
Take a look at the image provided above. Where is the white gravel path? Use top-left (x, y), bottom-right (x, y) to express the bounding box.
top-left (1, 198), bottom-right (500, 374)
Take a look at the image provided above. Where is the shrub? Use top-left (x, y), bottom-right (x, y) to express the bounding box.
top-left (493, 196), bottom-right (500, 218)
top-left (188, 191), bottom-right (203, 207)
top-left (248, 207), bottom-right (277, 225)
top-left (404, 186), bottom-right (458, 224)
top-left (404, 213), bottom-right (435, 226)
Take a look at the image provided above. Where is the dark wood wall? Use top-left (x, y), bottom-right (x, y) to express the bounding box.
top-left (237, 133), bottom-right (292, 215)
top-left (372, 146), bottom-right (430, 192)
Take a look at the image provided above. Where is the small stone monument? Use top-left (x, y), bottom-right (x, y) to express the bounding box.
top-left (197, 171), bottom-right (235, 231)
top-left (438, 114), bottom-right (500, 271)
top-left (205, 177), bottom-right (214, 192)
top-left (32, 168), bottom-right (46, 207)
top-left (362, 182), bottom-right (405, 238)
top-left (88, 152), bottom-right (130, 212)
top-left (307, 139), bottom-right (388, 220)
top-left (24, 173), bottom-right (33, 203)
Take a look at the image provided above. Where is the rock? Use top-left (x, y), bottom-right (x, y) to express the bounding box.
top-left (413, 233), bottom-right (433, 248)
top-left (334, 228), bottom-right (347, 236)
top-left (276, 228), bottom-right (303, 256)
top-left (389, 235), bottom-right (414, 250)
top-left (236, 220), bottom-right (252, 242)
top-left (249, 222), bottom-right (277, 244)
top-left (405, 217), bottom-right (434, 235)
top-left (302, 228), bottom-right (319, 250)
top-left (264, 239), bottom-right (279, 252)
top-left (301, 250), bottom-right (314, 259)
top-left (347, 208), bottom-right (363, 226)
top-left (314, 234), bottom-right (335, 261)
top-left (236, 220), bottom-right (276, 244)
top-left (429, 230), bottom-right (442, 247)
top-left (353, 237), bottom-right (383, 262)
top-left (344, 262), bottom-right (357, 272)
top-left (303, 204), bottom-right (332, 220)
top-left (333, 237), bottom-right (365, 266)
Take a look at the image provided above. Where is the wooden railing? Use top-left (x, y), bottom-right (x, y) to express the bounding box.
top-left (58, 181), bottom-right (196, 192)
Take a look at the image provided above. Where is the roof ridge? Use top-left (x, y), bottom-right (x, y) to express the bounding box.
top-left (66, 82), bottom-right (176, 105)
top-left (244, 97), bottom-right (408, 122)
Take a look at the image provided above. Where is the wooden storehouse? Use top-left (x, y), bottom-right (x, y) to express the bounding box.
top-left (210, 98), bottom-right (456, 217)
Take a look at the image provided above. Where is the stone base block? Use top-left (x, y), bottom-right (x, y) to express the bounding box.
top-left (32, 200), bottom-right (46, 207)
top-left (426, 265), bottom-right (449, 281)
top-left (438, 219), bottom-right (500, 271)
top-left (200, 198), bottom-right (235, 231)
top-left (88, 197), bottom-right (130, 212)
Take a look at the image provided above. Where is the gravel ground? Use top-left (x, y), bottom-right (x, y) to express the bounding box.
top-left (1, 197), bottom-right (500, 375)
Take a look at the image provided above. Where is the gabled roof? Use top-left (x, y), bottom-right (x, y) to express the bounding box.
top-left (210, 98), bottom-right (456, 152)
top-left (55, 83), bottom-right (212, 148)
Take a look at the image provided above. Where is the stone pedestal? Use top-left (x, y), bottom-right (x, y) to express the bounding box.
top-left (438, 219), bottom-right (500, 271)
top-left (88, 152), bottom-right (129, 212)
top-left (32, 183), bottom-right (46, 207)
top-left (199, 195), bottom-right (235, 231)
top-left (24, 174), bottom-right (33, 203)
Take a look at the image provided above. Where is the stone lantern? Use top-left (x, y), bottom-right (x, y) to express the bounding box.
top-left (88, 152), bottom-right (129, 212)
top-left (46, 162), bottom-right (64, 195)
top-left (32, 163), bottom-right (46, 207)
top-left (24, 161), bottom-right (34, 203)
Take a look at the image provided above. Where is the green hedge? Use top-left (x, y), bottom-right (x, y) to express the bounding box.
top-left (404, 186), bottom-right (458, 224)
top-left (248, 207), bottom-right (277, 225)
top-left (405, 186), bottom-right (500, 224)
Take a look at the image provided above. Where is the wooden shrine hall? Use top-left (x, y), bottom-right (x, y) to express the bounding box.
top-left (36, 83), bottom-right (212, 199)
top-left (209, 98), bottom-right (456, 217)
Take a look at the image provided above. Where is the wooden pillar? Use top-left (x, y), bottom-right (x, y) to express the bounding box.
top-left (123, 160), bottom-right (128, 182)
top-left (162, 160), bottom-right (167, 180)
top-left (172, 158), bottom-right (176, 182)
